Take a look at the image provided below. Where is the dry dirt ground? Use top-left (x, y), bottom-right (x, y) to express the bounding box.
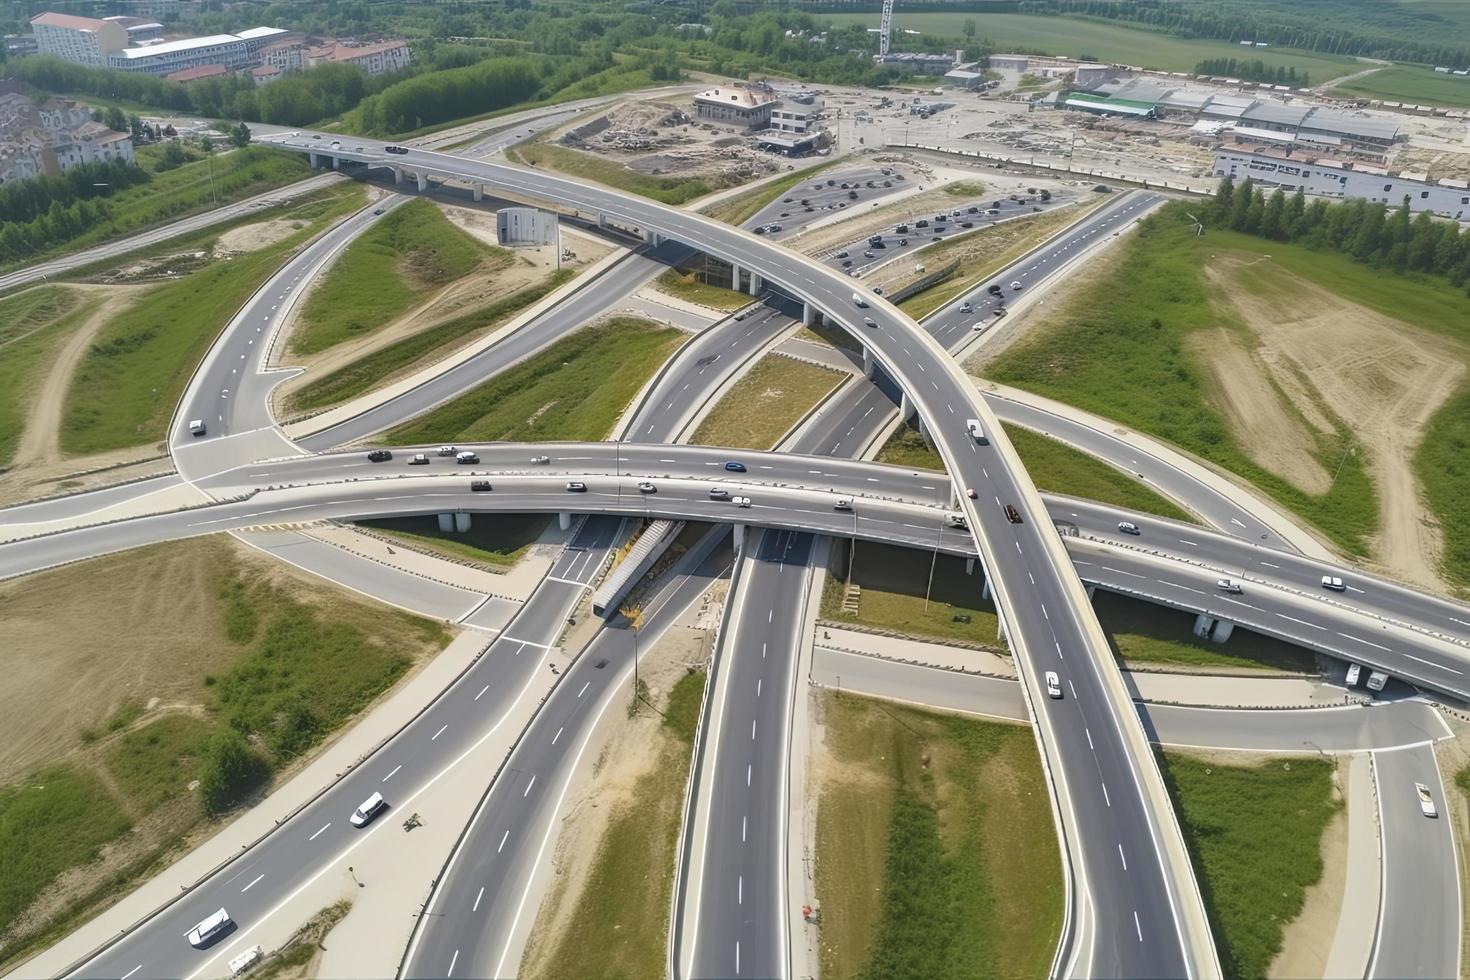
top-left (1269, 756), bottom-right (1349, 978)
top-left (1198, 255), bottom-right (1465, 589)
top-left (273, 212), bottom-right (609, 406)
top-left (214, 217), bottom-right (303, 256)
top-left (517, 589), bottom-right (722, 977)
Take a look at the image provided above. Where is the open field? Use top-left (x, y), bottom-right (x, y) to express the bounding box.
top-left (387, 316), bottom-right (681, 445)
top-left (285, 269), bottom-right (574, 416)
top-left (691, 353), bottom-right (846, 450)
top-left (1335, 65), bottom-right (1470, 108)
top-left (821, 540), bottom-right (1004, 649)
top-left (290, 199), bottom-right (510, 355)
top-left (0, 535), bottom-right (450, 962)
top-left (520, 661), bottom-right (706, 979)
top-left (1094, 592), bottom-right (1317, 673)
top-left (877, 420), bottom-right (1193, 522)
top-left (356, 514), bottom-right (550, 570)
top-left (894, 201), bottom-right (1103, 320)
top-left (59, 186), bottom-right (366, 456)
top-left (985, 206), bottom-right (1457, 564)
top-left (1158, 750), bottom-right (1339, 979)
top-left (654, 269), bottom-right (749, 311)
top-left (506, 142), bottom-right (712, 206)
top-left (814, 691), bottom-right (1062, 980)
top-left (820, 11), bottom-right (1360, 80)
top-left (0, 146), bottom-right (313, 275)
top-left (1417, 392), bottom-right (1470, 592)
top-left (703, 160), bottom-right (835, 226)
top-left (0, 287), bottom-right (89, 468)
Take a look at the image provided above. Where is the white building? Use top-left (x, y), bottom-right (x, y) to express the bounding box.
top-left (1213, 145), bottom-right (1470, 221)
top-left (307, 38), bottom-right (412, 76)
top-left (694, 84), bottom-right (779, 129)
top-left (30, 12), bottom-right (128, 66)
top-left (769, 100), bottom-right (821, 134)
top-left (0, 93), bottom-right (133, 185)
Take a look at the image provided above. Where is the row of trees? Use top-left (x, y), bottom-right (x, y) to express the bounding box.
top-left (1017, 0), bottom-right (1470, 70)
top-left (1194, 58), bottom-right (1308, 86)
top-left (0, 158), bottom-right (148, 227)
top-left (1214, 176), bottom-right (1470, 287)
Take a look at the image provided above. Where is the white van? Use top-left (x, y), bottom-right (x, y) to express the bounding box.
top-left (189, 419), bottom-right (206, 436)
top-left (1345, 663), bottom-right (1362, 686)
top-left (851, 291), bottom-right (868, 308)
top-left (186, 908), bottom-right (232, 947)
top-left (351, 791), bottom-right (387, 827)
top-left (228, 945), bottom-right (264, 976)
top-left (965, 418), bottom-right (986, 442)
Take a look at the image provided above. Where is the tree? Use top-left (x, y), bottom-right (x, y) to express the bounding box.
top-left (1214, 175), bottom-right (1234, 223)
top-left (230, 122), bottom-right (251, 148)
top-left (128, 112), bottom-right (144, 142)
top-left (196, 134), bottom-right (214, 153)
top-left (964, 18), bottom-right (977, 41)
top-left (103, 104), bottom-right (127, 132)
top-left (159, 141), bottom-right (188, 170)
top-left (1229, 176), bottom-right (1254, 231)
top-left (196, 729), bottom-right (271, 817)
top-left (1261, 188), bottom-right (1286, 240)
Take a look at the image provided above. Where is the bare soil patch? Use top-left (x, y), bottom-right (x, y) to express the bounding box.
top-left (1269, 757), bottom-right (1348, 978)
top-left (1200, 255), bottom-right (1465, 587)
top-left (214, 218), bottom-right (304, 256)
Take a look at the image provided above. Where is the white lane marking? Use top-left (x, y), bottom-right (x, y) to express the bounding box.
top-left (448, 949), bottom-right (459, 977)
top-left (382, 764), bottom-right (401, 782)
top-left (432, 724), bottom-right (448, 741)
top-left (475, 684), bottom-right (490, 700)
top-left (577, 681), bottom-right (590, 698)
top-left (1339, 632), bottom-right (1390, 652)
top-left (498, 830), bottom-right (510, 852)
top-left (242, 873), bottom-right (264, 892)
top-left (1260, 560), bottom-right (1281, 568)
top-left (751, 718), bottom-right (757, 740)
top-left (742, 815), bottom-right (747, 842)
top-left (1134, 910), bottom-right (1143, 942)
top-left (1068, 680), bottom-right (1078, 699)
top-left (736, 941), bottom-right (741, 976)
top-left (747, 764), bottom-right (752, 787)
top-left (1401, 651), bottom-right (1463, 675)
top-left (309, 823), bottom-right (330, 841)
top-left (1118, 844), bottom-right (1128, 871)
top-left (1101, 781), bottom-right (1111, 806)
top-left (1276, 612), bottom-right (1327, 631)
top-left (738, 875), bottom-right (744, 905)
top-left (473, 886), bottom-right (484, 912)
top-left (121, 967), bottom-right (142, 980)
top-left (552, 726), bottom-right (564, 745)
top-left (1085, 728), bottom-right (1094, 751)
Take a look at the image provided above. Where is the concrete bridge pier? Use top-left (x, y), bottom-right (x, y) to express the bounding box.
top-left (733, 524), bottom-right (746, 551)
top-left (899, 391), bottom-right (916, 421)
top-left (965, 557), bottom-right (976, 576)
top-left (309, 152), bottom-right (319, 168)
top-left (333, 156), bottom-right (343, 171)
top-left (472, 184), bottom-right (483, 202)
top-left (454, 512), bottom-right (471, 533)
top-left (437, 513), bottom-right (454, 532)
top-left (597, 214), bottom-right (608, 229)
top-left (1193, 613), bottom-right (1218, 639)
top-left (862, 347), bottom-right (876, 379)
top-left (416, 172), bottom-right (428, 192)
top-left (730, 263), bottom-right (742, 292)
top-left (802, 302), bottom-right (817, 326)
top-left (982, 577), bottom-right (992, 601)
top-left (1212, 620), bottom-right (1235, 642)
top-left (558, 512), bottom-right (572, 531)
top-left (748, 273), bottom-right (762, 296)
top-left (1085, 583), bottom-right (1096, 600)
top-left (393, 166), bottom-right (404, 185)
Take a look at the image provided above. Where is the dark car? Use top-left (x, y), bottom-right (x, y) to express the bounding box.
top-left (385, 145), bottom-right (408, 155)
top-left (724, 461), bottom-right (746, 472)
top-left (566, 481), bottom-right (587, 492)
top-left (367, 449), bottom-right (393, 462)
top-left (960, 221), bottom-right (973, 228)
top-left (988, 283), bottom-right (1003, 295)
top-left (470, 480), bottom-right (493, 492)
top-left (1005, 504), bottom-right (1023, 524)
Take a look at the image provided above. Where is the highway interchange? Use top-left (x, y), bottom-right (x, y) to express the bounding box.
top-left (2, 112), bottom-right (1466, 980)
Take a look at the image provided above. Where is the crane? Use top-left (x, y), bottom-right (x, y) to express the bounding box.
top-left (878, 0), bottom-right (894, 58)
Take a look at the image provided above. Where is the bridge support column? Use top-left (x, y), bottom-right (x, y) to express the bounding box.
top-left (472, 183), bottom-right (483, 202)
top-left (748, 273), bottom-right (761, 296)
top-left (1212, 620), bottom-right (1235, 643)
top-left (899, 391), bottom-right (916, 421)
top-left (981, 576), bottom-right (992, 601)
top-left (333, 156), bottom-right (343, 171)
top-left (437, 513), bottom-right (454, 532)
top-left (393, 166), bottom-right (404, 185)
top-left (965, 557), bottom-right (975, 576)
top-left (730, 263), bottom-right (742, 291)
top-left (733, 523), bottom-right (746, 551)
top-left (597, 214), bottom-right (608, 229)
top-left (558, 512), bottom-right (572, 531)
top-left (1192, 613), bottom-right (1218, 639)
top-left (309, 152), bottom-right (319, 168)
top-left (862, 347), bottom-right (876, 378)
top-left (1085, 584), bottom-right (1096, 600)
top-left (454, 512), bottom-right (471, 533)
top-left (803, 302), bottom-right (816, 326)
top-left (416, 172), bottom-right (428, 192)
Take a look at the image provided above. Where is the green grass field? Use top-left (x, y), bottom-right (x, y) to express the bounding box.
top-left (1417, 390), bottom-right (1470, 590)
top-left (1095, 592), bottom-right (1317, 672)
top-left (987, 206), bottom-right (1382, 554)
top-left (877, 421), bottom-right (1193, 522)
top-left (0, 146), bottom-right (314, 275)
top-left (59, 187), bottom-right (365, 455)
top-left (286, 270), bottom-right (572, 415)
top-left (822, 540), bottom-right (1004, 649)
top-left (691, 353), bottom-right (845, 450)
top-left (387, 317), bottom-right (682, 444)
top-left (1159, 751), bottom-right (1339, 978)
top-left (291, 199), bottom-right (509, 355)
top-left (1336, 65), bottom-right (1470, 108)
top-left (816, 692), bottom-right (1062, 980)
top-left (506, 142), bottom-right (712, 206)
top-left (820, 11), bottom-right (1359, 80)
top-left (356, 514), bottom-right (550, 569)
top-left (0, 286), bottom-right (92, 467)
top-left (655, 269), bottom-right (749, 311)
top-left (524, 669), bottom-right (705, 978)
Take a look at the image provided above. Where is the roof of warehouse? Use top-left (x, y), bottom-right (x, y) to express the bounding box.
top-left (1240, 101), bottom-right (1311, 126)
top-left (1299, 109), bottom-right (1400, 140)
top-left (114, 33), bottom-right (243, 58)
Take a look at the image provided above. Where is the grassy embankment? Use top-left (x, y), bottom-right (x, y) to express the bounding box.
top-left (654, 269), bottom-right (749, 311)
top-left (0, 146), bottom-right (314, 275)
top-left (820, 11), bottom-right (1359, 80)
top-left (290, 198), bottom-right (511, 355)
top-left (1337, 65), bottom-right (1470, 109)
top-left (59, 185), bottom-right (366, 456)
top-left (0, 287), bottom-right (93, 467)
top-left (816, 692), bottom-right (1062, 979)
top-left (387, 317), bottom-right (682, 444)
top-left (524, 669), bottom-right (706, 978)
top-left (1159, 752), bottom-right (1339, 978)
top-left (879, 420), bottom-right (1191, 522)
top-left (356, 514), bottom-right (551, 570)
top-left (896, 200), bottom-right (1103, 320)
top-left (1096, 591), bottom-right (1316, 672)
top-left (691, 354), bottom-right (846, 450)
top-left (0, 537), bottom-right (449, 968)
top-left (703, 160), bottom-right (835, 226)
top-left (987, 206), bottom-right (1384, 554)
top-left (505, 142), bottom-right (711, 206)
top-left (285, 269), bottom-right (574, 415)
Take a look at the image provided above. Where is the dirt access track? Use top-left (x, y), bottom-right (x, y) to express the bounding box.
top-left (1194, 253), bottom-right (1465, 590)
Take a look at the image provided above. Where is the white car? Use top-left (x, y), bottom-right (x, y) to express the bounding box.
top-left (834, 498), bottom-right (852, 511)
top-left (351, 791), bottom-right (387, 827)
top-left (1044, 671), bottom-right (1063, 699)
top-left (1010, 280), bottom-right (1023, 290)
top-left (186, 908), bottom-right (232, 948)
top-left (1217, 578), bottom-right (1243, 594)
top-left (637, 481), bottom-right (657, 493)
top-left (1118, 521), bottom-right (1140, 535)
top-left (437, 445), bottom-right (457, 456)
top-left (733, 496), bottom-right (752, 508)
top-left (1321, 575), bottom-right (1346, 591)
top-left (1417, 783), bottom-right (1438, 818)
top-left (530, 455), bottom-right (550, 464)
top-left (189, 419), bottom-right (206, 436)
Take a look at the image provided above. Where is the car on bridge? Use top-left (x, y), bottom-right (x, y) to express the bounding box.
top-left (408, 453), bottom-right (429, 465)
top-left (724, 461), bottom-right (746, 472)
top-left (1045, 671), bottom-right (1063, 698)
top-left (1005, 504), bottom-right (1023, 524)
top-left (638, 482), bottom-right (657, 493)
top-left (367, 450), bottom-right (393, 462)
top-left (1118, 521), bottom-right (1140, 535)
top-left (186, 909), bottom-right (232, 948)
top-left (1217, 578), bottom-right (1243, 594)
top-left (1322, 575), bottom-right (1346, 591)
top-left (566, 481), bottom-right (587, 492)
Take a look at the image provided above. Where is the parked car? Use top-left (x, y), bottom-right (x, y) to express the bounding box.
top-left (367, 449), bottom-right (393, 462)
top-left (351, 792), bottom-right (387, 827)
top-left (1044, 671), bottom-right (1063, 699)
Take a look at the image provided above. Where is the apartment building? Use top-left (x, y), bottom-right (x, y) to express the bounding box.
top-left (30, 12), bottom-right (128, 66)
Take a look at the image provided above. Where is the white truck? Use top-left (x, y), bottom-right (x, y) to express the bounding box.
top-left (966, 418), bottom-right (986, 443)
